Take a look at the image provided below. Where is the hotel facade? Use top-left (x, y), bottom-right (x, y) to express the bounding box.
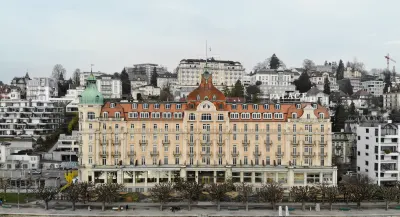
top-left (78, 71), bottom-right (337, 192)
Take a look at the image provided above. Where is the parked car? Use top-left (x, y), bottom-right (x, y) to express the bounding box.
top-left (28, 170), bottom-right (41, 175)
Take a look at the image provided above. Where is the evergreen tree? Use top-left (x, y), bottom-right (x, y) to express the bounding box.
top-left (341, 79), bottom-right (353, 96)
top-left (323, 77), bottom-right (331, 95)
top-left (246, 85), bottom-right (261, 103)
top-left (120, 68), bottom-right (131, 95)
top-left (151, 68), bottom-right (158, 87)
top-left (269, 54), bottom-right (281, 69)
top-left (336, 60), bottom-right (345, 80)
top-left (231, 80), bottom-right (245, 97)
top-left (294, 72), bottom-right (312, 93)
top-left (349, 101), bottom-right (356, 115)
top-left (222, 85), bottom-right (231, 97)
top-left (333, 104), bottom-right (348, 132)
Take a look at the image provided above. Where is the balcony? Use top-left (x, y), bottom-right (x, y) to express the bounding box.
top-left (200, 151), bottom-right (212, 157)
top-left (150, 151), bottom-right (159, 156)
top-left (187, 151), bottom-right (196, 157)
top-left (217, 152), bottom-right (225, 157)
top-left (291, 152), bottom-right (300, 157)
top-left (275, 152), bottom-right (284, 157)
top-left (242, 140), bottom-right (250, 146)
top-left (112, 151), bottom-right (121, 157)
top-left (99, 151), bottom-right (108, 156)
top-left (112, 141), bottom-right (120, 146)
top-left (319, 142), bottom-right (327, 147)
top-left (217, 141), bottom-right (225, 146)
top-left (231, 151), bottom-right (239, 157)
top-left (127, 151), bottom-right (136, 157)
top-left (162, 140), bottom-right (170, 145)
top-left (173, 151), bottom-right (182, 157)
top-left (253, 151), bottom-right (261, 157)
top-left (264, 140), bottom-right (273, 146)
top-left (319, 152), bottom-right (328, 157)
top-left (303, 152), bottom-right (316, 157)
top-left (291, 140), bottom-right (298, 145)
top-left (201, 141), bottom-right (211, 146)
top-left (139, 140), bottom-right (148, 146)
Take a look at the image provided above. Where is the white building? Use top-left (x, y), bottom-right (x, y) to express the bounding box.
top-left (347, 90), bottom-right (373, 110)
top-left (126, 63), bottom-right (167, 84)
top-left (309, 71), bottom-right (339, 92)
top-left (157, 73), bottom-right (177, 89)
top-left (7, 86), bottom-right (21, 100)
top-left (0, 99), bottom-right (63, 138)
top-left (177, 58), bottom-right (245, 87)
top-left (80, 71), bottom-right (105, 87)
top-left (96, 74), bottom-right (122, 99)
top-left (56, 131), bottom-right (79, 152)
top-left (349, 78), bottom-right (362, 93)
top-left (49, 87), bottom-right (84, 113)
top-left (344, 67), bottom-right (362, 78)
top-left (248, 69), bottom-right (299, 99)
top-left (301, 87), bottom-right (329, 107)
top-left (27, 77), bottom-right (58, 101)
top-left (357, 122), bottom-right (400, 185)
top-left (131, 85), bottom-right (161, 100)
top-left (362, 80), bottom-right (384, 97)
top-left (0, 142), bottom-right (40, 170)
top-left (384, 91), bottom-right (400, 110)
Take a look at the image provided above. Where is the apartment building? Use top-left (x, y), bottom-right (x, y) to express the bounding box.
top-left (344, 67), bottom-right (362, 78)
top-left (177, 58), bottom-right (245, 87)
top-left (10, 73), bottom-right (31, 99)
top-left (361, 80), bottom-right (384, 97)
top-left (332, 131), bottom-right (356, 172)
top-left (0, 142), bottom-right (40, 170)
top-left (57, 131), bottom-right (80, 152)
top-left (384, 91), bottom-right (400, 110)
top-left (96, 74), bottom-right (122, 99)
top-left (357, 121), bottom-right (400, 185)
top-left (157, 73), bottom-right (178, 89)
top-left (0, 99), bottom-right (63, 138)
top-left (125, 64), bottom-right (167, 84)
top-left (80, 71), bottom-right (105, 87)
top-left (309, 71), bottom-right (339, 92)
top-left (27, 77), bottom-right (58, 101)
top-left (78, 72), bottom-right (336, 192)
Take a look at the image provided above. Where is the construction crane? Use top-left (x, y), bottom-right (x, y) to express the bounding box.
top-left (384, 53), bottom-right (396, 70)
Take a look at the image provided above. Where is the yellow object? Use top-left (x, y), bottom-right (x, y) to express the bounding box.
top-left (60, 170), bottom-right (78, 192)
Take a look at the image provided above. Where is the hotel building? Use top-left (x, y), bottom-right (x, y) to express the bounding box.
top-left (78, 71), bottom-right (337, 192)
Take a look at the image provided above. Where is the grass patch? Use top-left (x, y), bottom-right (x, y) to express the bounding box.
top-left (1, 193), bottom-right (34, 204)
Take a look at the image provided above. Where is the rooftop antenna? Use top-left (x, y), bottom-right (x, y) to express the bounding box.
top-left (91, 64), bottom-right (94, 73)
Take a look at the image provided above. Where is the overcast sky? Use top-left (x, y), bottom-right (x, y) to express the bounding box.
top-left (1, 0), bottom-right (400, 82)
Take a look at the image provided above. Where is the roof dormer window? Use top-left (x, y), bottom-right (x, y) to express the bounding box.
top-left (275, 104), bottom-right (280, 110)
top-left (313, 104), bottom-right (317, 109)
top-left (204, 96), bottom-right (209, 100)
top-left (212, 95), bottom-right (216, 101)
top-left (296, 104), bottom-right (301, 109)
top-left (110, 103), bottom-right (115, 108)
top-left (132, 103), bottom-right (137, 109)
top-left (292, 113), bottom-right (297, 119)
top-left (197, 95), bottom-right (200, 100)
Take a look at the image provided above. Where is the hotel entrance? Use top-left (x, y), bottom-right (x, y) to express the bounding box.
top-left (198, 171), bottom-right (214, 184)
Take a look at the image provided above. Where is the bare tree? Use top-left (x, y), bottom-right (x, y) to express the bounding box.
top-left (258, 182), bottom-right (284, 210)
top-left (343, 174), bottom-right (376, 210)
top-left (52, 64), bottom-right (66, 81)
top-left (78, 181), bottom-right (94, 204)
top-left (33, 186), bottom-right (59, 210)
top-left (326, 186), bottom-right (338, 211)
top-left (63, 183), bottom-right (80, 211)
top-left (290, 186), bottom-right (319, 211)
top-left (207, 182), bottom-right (230, 211)
top-left (176, 180), bottom-right (204, 211)
top-left (303, 59), bottom-right (316, 73)
top-left (94, 183), bottom-right (124, 211)
top-left (71, 68), bottom-right (81, 85)
top-left (149, 182), bottom-right (174, 211)
top-left (379, 186), bottom-right (399, 210)
top-left (236, 182), bottom-right (253, 211)
top-left (0, 178), bottom-right (11, 201)
top-left (348, 58), bottom-right (365, 72)
top-left (253, 56), bottom-right (286, 71)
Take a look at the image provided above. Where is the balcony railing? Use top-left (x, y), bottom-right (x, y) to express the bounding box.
top-left (99, 151), bottom-right (108, 156)
top-left (200, 151), bottom-right (212, 157)
top-left (139, 140), bottom-right (148, 145)
top-left (173, 151), bottom-right (182, 157)
top-left (275, 152), bottom-right (284, 156)
top-left (127, 151), bottom-right (136, 157)
top-left (162, 140), bottom-right (170, 145)
top-left (217, 141), bottom-right (225, 146)
top-left (187, 151), bottom-right (196, 157)
top-left (231, 151), bottom-right (239, 157)
top-left (201, 141), bottom-right (211, 146)
top-left (253, 151), bottom-right (261, 157)
top-left (112, 151), bottom-right (121, 157)
top-left (303, 152), bottom-right (316, 157)
top-left (291, 152), bottom-right (300, 156)
top-left (217, 152), bottom-right (225, 157)
top-left (264, 140), bottom-right (273, 146)
top-left (242, 140), bottom-right (250, 145)
top-left (291, 140), bottom-right (298, 145)
top-left (150, 151), bottom-right (159, 156)
top-left (319, 152), bottom-right (328, 157)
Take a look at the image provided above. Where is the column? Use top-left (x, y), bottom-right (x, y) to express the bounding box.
top-left (117, 170), bottom-right (123, 184)
top-left (251, 172), bottom-right (255, 184)
top-left (287, 168), bottom-right (294, 187)
top-left (180, 168), bottom-right (187, 180)
top-left (319, 172), bottom-right (323, 183)
top-left (157, 171), bottom-right (160, 184)
top-left (225, 168), bottom-right (232, 180)
top-left (303, 172), bottom-right (307, 185)
top-left (213, 171), bottom-right (217, 183)
top-left (132, 171), bottom-right (136, 185)
top-left (168, 171), bottom-right (171, 182)
top-left (195, 171), bottom-right (199, 183)
top-left (240, 172), bottom-right (244, 183)
top-left (263, 172), bottom-right (267, 184)
top-left (332, 170), bottom-right (337, 186)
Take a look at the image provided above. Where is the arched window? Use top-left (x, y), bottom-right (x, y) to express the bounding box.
top-left (319, 113), bottom-right (324, 119)
top-left (87, 112), bottom-right (95, 120)
top-left (197, 95), bottom-right (200, 100)
top-left (212, 95), bottom-right (216, 100)
top-left (103, 112), bottom-right (108, 118)
top-left (201, 113), bottom-right (212, 121)
top-left (189, 113), bottom-right (196, 120)
top-left (115, 112), bottom-right (120, 118)
top-left (204, 96), bottom-right (209, 100)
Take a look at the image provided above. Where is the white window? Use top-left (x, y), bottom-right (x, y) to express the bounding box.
top-left (274, 113), bottom-right (283, 119)
top-left (263, 113), bottom-right (272, 119)
top-left (189, 113), bottom-right (196, 120)
top-left (174, 112), bottom-right (183, 119)
top-left (253, 104), bottom-right (258, 110)
top-left (217, 114), bottom-right (224, 121)
top-left (165, 104), bottom-right (171, 109)
top-left (232, 104), bottom-right (237, 110)
top-left (241, 113), bottom-right (250, 119)
top-left (275, 104), bottom-right (280, 110)
top-left (89, 124), bottom-right (92, 129)
top-left (102, 112), bottom-right (108, 118)
top-left (230, 113), bottom-right (239, 119)
top-left (162, 112), bottom-right (172, 119)
top-left (201, 113), bottom-right (212, 121)
top-left (264, 104), bottom-right (269, 110)
top-left (313, 104), bottom-right (317, 109)
top-left (151, 112), bottom-right (160, 118)
top-left (130, 124), bottom-right (134, 129)
top-left (242, 104), bottom-right (248, 110)
top-left (319, 113), bottom-right (324, 119)
top-left (87, 112), bottom-right (95, 120)
top-left (140, 112), bottom-right (149, 118)
top-left (110, 103), bottom-right (115, 108)
top-left (143, 103), bottom-right (149, 109)
top-left (176, 104), bottom-right (182, 109)
top-left (292, 113), bottom-right (297, 119)
top-left (88, 157), bottom-right (92, 164)
top-left (115, 112), bottom-right (120, 118)
top-left (128, 112), bottom-right (138, 118)
top-left (296, 104), bottom-right (301, 109)
top-left (132, 103), bottom-right (137, 109)
top-left (154, 104), bottom-right (160, 109)
top-left (252, 113), bottom-right (261, 119)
